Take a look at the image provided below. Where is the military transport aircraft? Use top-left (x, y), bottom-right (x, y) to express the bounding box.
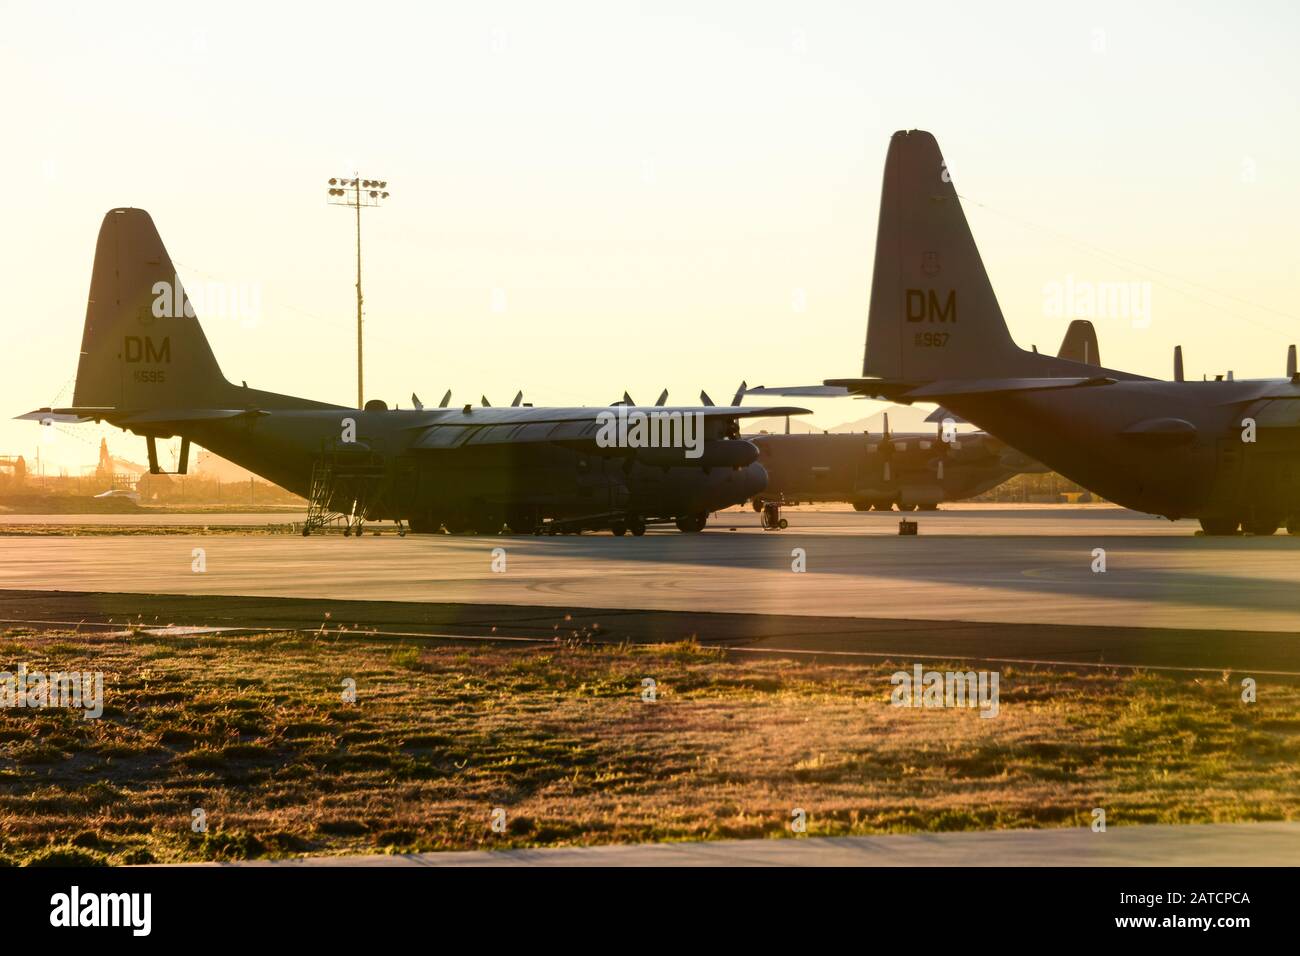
top-left (18, 208), bottom-right (809, 536)
top-left (748, 421), bottom-right (1043, 513)
top-left (745, 321), bottom-right (1099, 513)
top-left (782, 130), bottom-right (1300, 535)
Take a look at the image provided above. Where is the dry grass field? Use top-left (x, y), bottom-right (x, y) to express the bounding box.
top-left (1, 625), bottom-right (1297, 865)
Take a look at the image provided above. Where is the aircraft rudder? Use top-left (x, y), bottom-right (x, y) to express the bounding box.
top-left (862, 130), bottom-right (1026, 382)
top-left (72, 208), bottom-right (230, 411)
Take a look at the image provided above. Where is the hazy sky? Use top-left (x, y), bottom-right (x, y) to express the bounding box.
top-left (4, 0), bottom-right (1299, 470)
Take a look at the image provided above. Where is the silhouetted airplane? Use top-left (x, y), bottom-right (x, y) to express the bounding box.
top-left (19, 209), bottom-right (809, 536)
top-left (818, 130), bottom-right (1299, 535)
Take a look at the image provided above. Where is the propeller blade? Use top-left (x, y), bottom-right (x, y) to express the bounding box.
top-left (731, 380), bottom-right (747, 407)
top-left (511, 391), bottom-right (523, 407)
top-left (481, 395), bottom-right (491, 407)
top-left (699, 390), bottom-right (715, 407)
top-left (411, 392), bottom-right (424, 411)
top-left (623, 391), bottom-right (635, 406)
top-left (655, 389), bottom-right (668, 407)
top-left (438, 390), bottom-right (451, 408)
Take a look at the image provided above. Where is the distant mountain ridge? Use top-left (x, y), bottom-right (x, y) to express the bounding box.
top-left (744, 404), bottom-right (974, 436)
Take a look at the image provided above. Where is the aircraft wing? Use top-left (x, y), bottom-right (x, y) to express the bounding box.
top-left (407, 404), bottom-right (810, 451)
top-left (1210, 379), bottom-right (1300, 404)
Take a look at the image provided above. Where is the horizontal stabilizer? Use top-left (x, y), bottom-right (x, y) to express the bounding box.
top-left (17, 406), bottom-right (266, 427)
top-left (14, 406), bottom-right (112, 424)
top-left (115, 408), bottom-right (266, 426)
top-left (826, 376), bottom-right (1117, 402)
top-left (744, 384), bottom-right (853, 398)
top-left (902, 377), bottom-right (1117, 400)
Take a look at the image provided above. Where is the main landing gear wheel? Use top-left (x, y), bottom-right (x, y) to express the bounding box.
top-left (505, 506), bottom-right (539, 535)
top-left (675, 513), bottom-right (708, 533)
top-left (1199, 517), bottom-right (1240, 536)
top-left (611, 523), bottom-right (627, 536)
top-left (1243, 515), bottom-right (1281, 536)
top-left (627, 515), bottom-right (647, 536)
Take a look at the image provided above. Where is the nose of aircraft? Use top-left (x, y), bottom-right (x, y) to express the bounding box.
top-left (741, 461), bottom-right (768, 499)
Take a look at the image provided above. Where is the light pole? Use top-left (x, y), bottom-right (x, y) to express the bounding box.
top-left (328, 176), bottom-right (391, 408)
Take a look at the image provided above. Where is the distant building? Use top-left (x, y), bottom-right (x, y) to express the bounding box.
top-left (95, 438), bottom-right (146, 477)
top-left (0, 455), bottom-right (27, 482)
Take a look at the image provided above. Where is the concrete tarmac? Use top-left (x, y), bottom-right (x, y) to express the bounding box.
top-left (0, 503), bottom-right (1206, 533)
top-left (209, 821), bottom-right (1300, 867)
top-left (6, 587), bottom-right (1300, 673)
top-left (2, 508), bottom-right (1297, 632)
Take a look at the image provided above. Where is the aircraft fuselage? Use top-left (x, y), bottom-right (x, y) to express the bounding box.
top-left (150, 404), bottom-right (769, 532)
top-left (940, 379), bottom-right (1300, 523)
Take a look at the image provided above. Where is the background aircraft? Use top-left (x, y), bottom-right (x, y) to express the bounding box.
top-left (19, 209), bottom-right (808, 536)
top-left (743, 321), bottom-right (1099, 514)
top-left (747, 422), bottom-right (1043, 514)
top-left (824, 130), bottom-right (1300, 535)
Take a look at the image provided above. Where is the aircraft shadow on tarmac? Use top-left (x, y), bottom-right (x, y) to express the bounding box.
top-left (477, 531), bottom-right (1300, 619)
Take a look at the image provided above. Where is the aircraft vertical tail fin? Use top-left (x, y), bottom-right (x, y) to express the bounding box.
top-left (862, 131), bottom-right (1086, 383)
top-left (1056, 320), bottom-right (1100, 366)
top-left (72, 209), bottom-right (231, 412)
